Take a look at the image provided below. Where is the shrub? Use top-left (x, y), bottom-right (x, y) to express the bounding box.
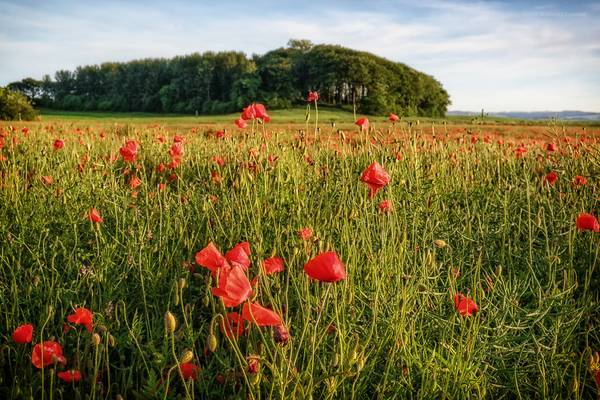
top-left (0, 86), bottom-right (37, 120)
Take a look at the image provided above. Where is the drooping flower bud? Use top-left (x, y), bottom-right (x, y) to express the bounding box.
top-left (165, 311), bottom-right (177, 334)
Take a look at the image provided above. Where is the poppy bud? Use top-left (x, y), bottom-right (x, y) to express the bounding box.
top-left (206, 333), bottom-right (218, 353)
top-left (178, 278), bottom-right (187, 290)
top-left (116, 395), bottom-right (124, 400)
top-left (572, 375), bottom-right (579, 393)
top-left (434, 239), bottom-right (447, 249)
top-left (331, 353), bottom-right (339, 368)
top-left (164, 311), bottom-right (177, 334)
top-left (203, 293), bottom-right (210, 307)
top-left (349, 348), bottom-right (359, 365)
top-left (173, 290), bottom-right (180, 306)
top-left (91, 333), bottom-right (101, 347)
top-left (249, 372), bottom-right (261, 385)
top-left (108, 334), bottom-right (116, 347)
top-left (357, 355), bottom-right (366, 371)
top-left (179, 349), bottom-right (194, 364)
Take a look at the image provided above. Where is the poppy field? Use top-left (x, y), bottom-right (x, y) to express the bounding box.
top-left (1, 107), bottom-right (600, 399)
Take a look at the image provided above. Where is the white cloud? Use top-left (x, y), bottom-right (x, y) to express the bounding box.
top-left (0, 0), bottom-right (598, 111)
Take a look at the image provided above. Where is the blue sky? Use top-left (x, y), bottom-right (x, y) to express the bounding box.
top-left (1, 0), bottom-right (599, 111)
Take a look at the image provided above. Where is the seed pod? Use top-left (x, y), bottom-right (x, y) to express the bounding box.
top-left (164, 311), bottom-right (177, 334)
top-left (179, 349), bottom-right (194, 364)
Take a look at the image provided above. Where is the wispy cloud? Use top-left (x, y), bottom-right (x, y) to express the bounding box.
top-left (0, 0), bottom-right (598, 111)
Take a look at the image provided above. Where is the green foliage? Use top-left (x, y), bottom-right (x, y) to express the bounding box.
top-left (9, 41), bottom-right (450, 116)
top-left (0, 87), bottom-right (37, 120)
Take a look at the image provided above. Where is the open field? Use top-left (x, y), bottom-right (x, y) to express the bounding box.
top-left (37, 107), bottom-right (600, 127)
top-left (1, 115), bottom-right (599, 399)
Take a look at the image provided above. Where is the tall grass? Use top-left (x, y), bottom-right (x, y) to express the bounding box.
top-left (0, 120), bottom-right (598, 399)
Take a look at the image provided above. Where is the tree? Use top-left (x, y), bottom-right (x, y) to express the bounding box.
top-left (22, 40), bottom-right (450, 116)
top-left (0, 87), bottom-right (37, 120)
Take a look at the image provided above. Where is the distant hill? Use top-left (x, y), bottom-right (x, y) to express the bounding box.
top-left (448, 110), bottom-right (600, 121)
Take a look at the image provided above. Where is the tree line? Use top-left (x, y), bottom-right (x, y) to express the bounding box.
top-left (7, 40), bottom-right (450, 117)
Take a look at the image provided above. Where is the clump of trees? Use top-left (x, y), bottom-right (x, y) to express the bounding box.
top-left (8, 40), bottom-right (450, 117)
top-left (0, 86), bottom-right (37, 120)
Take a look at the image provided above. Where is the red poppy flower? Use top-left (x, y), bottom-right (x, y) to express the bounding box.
top-left (388, 113), bottom-right (399, 122)
top-left (572, 175), bottom-right (587, 187)
top-left (252, 103), bottom-right (269, 120)
top-left (514, 145), bottom-right (527, 158)
top-left (212, 266), bottom-right (252, 307)
top-left (195, 242), bottom-right (229, 275)
top-left (168, 158), bottom-right (181, 169)
top-left (355, 117), bottom-right (369, 131)
top-left (576, 213), bottom-right (600, 232)
top-left (303, 251), bottom-right (347, 282)
top-left (360, 162), bottom-right (391, 198)
top-left (544, 171), bottom-right (558, 186)
top-left (119, 140), bottom-right (138, 163)
top-left (179, 363), bottom-right (200, 381)
top-left (169, 142), bottom-right (184, 159)
top-left (242, 302), bottom-right (283, 326)
top-left (212, 156), bottom-right (225, 166)
top-left (225, 242), bottom-right (251, 270)
top-left (53, 139), bottom-right (65, 150)
top-left (57, 370), bottom-right (82, 383)
top-left (88, 208), bottom-right (103, 223)
top-left (211, 170), bottom-right (221, 184)
top-left (247, 355), bottom-right (260, 374)
top-left (128, 176), bottom-right (142, 190)
top-left (298, 227), bottom-right (313, 241)
top-left (67, 307), bottom-right (93, 332)
top-left (31, 341), bottom-right (66, 369)
top-left (220, 312), bottom-right (245, 338)
top-left (378, 199), bottom-right (393, 214)
top-left (307, 91), bottom-right (319, 102)
top-left (454, 293), bottom-right (478, 317)
top-left (214, 130), bottom-right (225, 139)
top-left (41, 175), bottom-right (53, 186)
top-left (156, 163), bottom-right (165, 173)
top-left (262, 257), bottom-right (285, 275)
top-left (241, 103), bottom-right (270, 122)
top-left (235, 118), bottom-right (248, 129)
top-left (546, 143), bottom-right (557, 152)
top-left (12, 323), bottom-right (33, 344)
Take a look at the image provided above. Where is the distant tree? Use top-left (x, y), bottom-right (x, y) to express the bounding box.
top-left (287, 39), bottom-right (314, 52)
top-left (7, 78), bottom-right (43, 104)
top-left (25, 40), bottom-right (450, 116)
top-left (0, 87), bottom-right (37, 120)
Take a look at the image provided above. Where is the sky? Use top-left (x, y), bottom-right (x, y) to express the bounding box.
top-left (0, 0), bottom-right (599, 112)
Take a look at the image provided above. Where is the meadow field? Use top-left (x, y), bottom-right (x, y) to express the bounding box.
top-left (1, 108), bottom-right (599, 399)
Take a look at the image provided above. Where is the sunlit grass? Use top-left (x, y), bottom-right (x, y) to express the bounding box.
top-left (0, 119), bottom-right (598, 399)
